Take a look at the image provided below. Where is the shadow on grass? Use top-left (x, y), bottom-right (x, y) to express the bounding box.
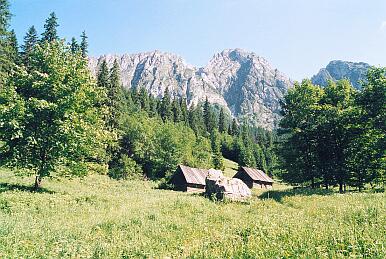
top-left (259, 188), bottom-right (335, 203)
top-left (0, 182), bottom-right (55, 194)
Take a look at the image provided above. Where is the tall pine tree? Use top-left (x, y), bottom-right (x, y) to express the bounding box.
top-left (41, 12), bottom-right (59, 42)
top-left (80, 31), bottom-right (88, 58)
top-left (218, 107), bottom-right (227, 133)
top-left (203, 97), bottom-right (215, 133)
top-left (211, 130), bottom-right (224, 170)
top-left (70, 37), bottom-right (79, 53)
top-left (107, 59), bottom-right (125, 130)
top-left (21, 26), bottom-right (38, 66)
top-left (0, 0), bottom-right (12, 83)
top-left (160, 87), bottom-right (172, 121)
top-left (8, 29), bottom-right (18, 64)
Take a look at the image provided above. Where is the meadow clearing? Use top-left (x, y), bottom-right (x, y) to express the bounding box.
top-left (0, 166), bottom-right (384, 258)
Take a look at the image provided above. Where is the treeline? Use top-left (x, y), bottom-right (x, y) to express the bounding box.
top-left (0, 4), bottom-right (276, 188)
top-left (97, 58), bottom-right (278, 179)
top-left (278, 76), bottom-right (385, 192)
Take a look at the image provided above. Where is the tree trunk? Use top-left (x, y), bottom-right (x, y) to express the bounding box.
top-left (339, 182), bottom-right (343, 193)
top-left (34, 175), bottom-right (42, 190)
top-left (311, 177), bottom-right (315, 189)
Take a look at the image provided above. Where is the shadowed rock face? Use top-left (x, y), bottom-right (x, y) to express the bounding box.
top-left (311, 60), bottom-right (370, 89)
top-left (89, 48), bottom-right (293, 130)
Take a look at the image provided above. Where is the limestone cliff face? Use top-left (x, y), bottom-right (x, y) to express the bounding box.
top-left (311, 60), bottom-right (370, 89)
top-left (89, 49), bottom-right (293, 129)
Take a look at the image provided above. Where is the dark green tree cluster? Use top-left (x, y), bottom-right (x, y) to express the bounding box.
top-left (278, 75), bottom-right (385, 192)
top-left (114, 85), bottom-right (276, 176)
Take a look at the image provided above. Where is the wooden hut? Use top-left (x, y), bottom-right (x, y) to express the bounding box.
top-left (233, 167), bottom-right (274, 189)
top-left (170, 165), bottom-right (209, 192)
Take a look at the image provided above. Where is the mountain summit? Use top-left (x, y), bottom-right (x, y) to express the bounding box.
top-left (311, 60), bottom-right (370, 89)
top-left (89, 49), bottom-right (293, 129)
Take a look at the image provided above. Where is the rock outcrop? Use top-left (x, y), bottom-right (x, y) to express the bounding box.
top-left (89, 48), bottom-right (293, 129)
top-left (311, 60), bottom-right (370, 89)
top-left (205, 169), bottom-right (251, 201)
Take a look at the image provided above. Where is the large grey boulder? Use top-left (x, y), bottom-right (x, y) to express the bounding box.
top-left (205, 169), bottom-right (251, 201)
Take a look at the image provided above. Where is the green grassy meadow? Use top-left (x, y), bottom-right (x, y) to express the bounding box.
top-left (0, 168), bottom-right (385, 258)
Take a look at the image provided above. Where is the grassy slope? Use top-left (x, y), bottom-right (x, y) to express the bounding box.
top-left (223, 158), bottom-right (238, 178)
top-left (0, 168), bottom-right (385, 258)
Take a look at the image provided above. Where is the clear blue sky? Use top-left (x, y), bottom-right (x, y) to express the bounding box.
top-left (10, 0), bottom-right (386, 80)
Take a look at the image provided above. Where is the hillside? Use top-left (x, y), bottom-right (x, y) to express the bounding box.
top-left (89, 49), bottom-right (293, 129)
top-left (0, 169), bottom-right (384, 258)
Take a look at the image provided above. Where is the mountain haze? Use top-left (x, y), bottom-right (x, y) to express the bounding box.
top-left (89, 49), bottom-right (293, 129)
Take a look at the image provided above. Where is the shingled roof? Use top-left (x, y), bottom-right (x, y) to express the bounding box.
top-left (240, 167), bottom-right (274, 183)
top-left (179, 165), bottom-right (209, 185)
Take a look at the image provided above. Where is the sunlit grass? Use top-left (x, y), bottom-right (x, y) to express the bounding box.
top-left (0, 168), bottom-right (384, 258)
top-left (223, 158), bottom-right (238, 178)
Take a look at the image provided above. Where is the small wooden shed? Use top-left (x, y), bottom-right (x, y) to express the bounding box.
top-left (233, 167), bottom-right (274, 189)
top-left (170, 165), bottom-right (209, 192)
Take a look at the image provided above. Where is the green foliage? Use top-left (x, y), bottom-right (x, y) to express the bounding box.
top-left (69, 37), bottom-right (79, 53)
top-left (108, 154), bottom-right (142, 180)
top-left (41, 12), bottom-right (58, 42)
top-left (159, 87), bottom-right (173, 121)
top-left (203, 97), bottom-right (216, 133)
top-left (80, 31), bottom-right (88, 58)
top-left (0, 41), bottom-right (110, 187)
top-left (121, 113), bottom-right (213, 179)
top-left (278, 73), bottom-right (385, 191)
top-left (218, 107), bottom-right (227, 133)
top-left (0, 0), bottom-right (13, 84)
top-left (211, 130), bottom-right (224, 170)
top-left (230, 118), bottom-right (239, 135)
top-left (106, 59), bottom-right (126, 131)
top-left (21, 26), bottom-right (38, 67)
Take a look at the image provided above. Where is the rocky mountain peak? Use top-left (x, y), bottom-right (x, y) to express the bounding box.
top-left (312, 60), bottom-right (370, 89)
top-left (89, 48), bottom-right (294, 130)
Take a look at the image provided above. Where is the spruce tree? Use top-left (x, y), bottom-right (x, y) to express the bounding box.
top-left (70, 37), bottom-right (79, 53)
top-left (254, 143), bottom-right (268, 173)
top-left (21, 26), bottom-right (38, 66)
top-left (0, 0), bottom-right (12, 83)
top-left (160, 87), bottom-right (172, 121)
top-left (218, 107), bottom-right (227, 133)
top-left (139, 87), bottom-right (150, 113)
top-left (188, 104), bottom-right (206, 136)
top-left (172, 97), bottom-right (181, 123)
top-left (180, 97), bottom-right (188, 124)
top-left (8, 29), bottom-right (18, 64)
top-left (203, 97), bottom-right (215, 133)
top-left (231, 118), bottom-right (239, 135)
top-left (148, 93), bottom-right (158, 117)
top-left (107, 60), bottom-right (125, 129)
top-left (97, 60), bottom-right (109, 88)
top-left (41, 12), bottom-right (59, 42)
top-left (80, 31), bottom-right (88, 58)
top-left (211, 130), bottom-right (224, 170)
